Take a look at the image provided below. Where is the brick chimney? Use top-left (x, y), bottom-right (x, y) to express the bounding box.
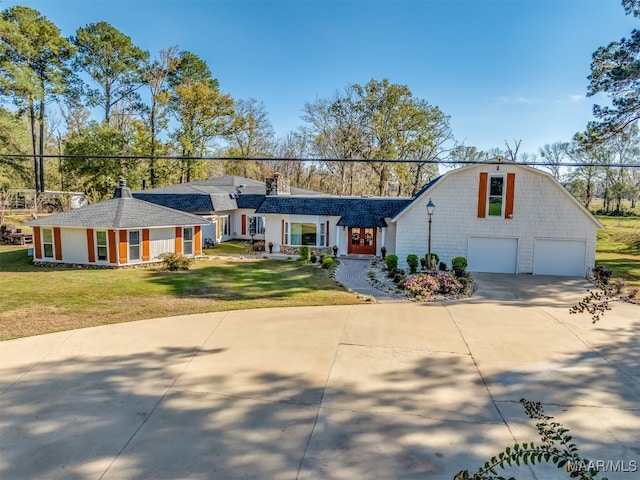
top-left (265, 173), bottom-right (290, 196)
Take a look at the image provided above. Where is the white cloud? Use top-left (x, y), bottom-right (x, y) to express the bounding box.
top-left (496, 96), bottom-right (538, 105)
top-left (569, 94), bottom-right (585, 102)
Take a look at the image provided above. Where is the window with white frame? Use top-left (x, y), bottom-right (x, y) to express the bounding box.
top-left (248, 216), bottom-right (265, 235)
top-left (219, 215), bottom-right (230, 237)
top-left (488, 175), bottom-right (505, 217)
top-left (96, 231), bottom-right (108, 261)
top-left (183, 227), bottom-right (193, 256)
top-left (287, 222), bottom-right (322, 246)
top-left (128, 230), bottom-right (141, 261)
top-left (42, 228), bottom-right (54, 258)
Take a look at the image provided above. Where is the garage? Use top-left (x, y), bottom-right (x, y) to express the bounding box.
top-left (533, 239), bottom-right (586, 277)
top-left (467, 236), bottom-right (518, 274)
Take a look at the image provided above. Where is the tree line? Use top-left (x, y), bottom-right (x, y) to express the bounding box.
top-left (1, 3), bottom-right (640, 212)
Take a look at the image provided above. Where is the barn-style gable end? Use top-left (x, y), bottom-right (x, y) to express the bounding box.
top-left (392, 160), bottom-right (603, 277)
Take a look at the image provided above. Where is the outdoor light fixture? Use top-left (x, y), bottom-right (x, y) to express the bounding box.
top-left (426, 198), bottom-right (435, 270)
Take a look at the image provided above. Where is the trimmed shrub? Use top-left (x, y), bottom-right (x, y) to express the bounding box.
top-left (321, 256), bottom-right (335, 269)
top-left (161, 253), bottom-right (194, 271)
top-left (451, 256), bottom-right (468, 270)
top-left (385, 254), bottom-right (398, 271)
top-left (438, 261), bottom-right (447, 271)
top-left (299, 246), bottom-right (311, 262)
top-left (387, 267), bottom-right (406, 279)
top-left (406, 254), bottom-right (419, 274)
top-left (310, 254), bottom-right (317, 264)
top-left (393, 273), bottom-right (406, 285)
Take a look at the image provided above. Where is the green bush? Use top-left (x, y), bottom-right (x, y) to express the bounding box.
top-left (406, 254), bottom-right (419, 274)
top-left (321, 256), bottom-right (335, 269)
top-left (161, 253), bottom-right (194, 271)
top-left (451, 256), bottom-right (468, 270)
top-left (393, 273), bottom-right (406, 285)
top-left (438, 261), bottom-right (447, 271)
top-left (385, 254), bottom-right (398, 271)
top-left (299, 246), bottom-right (311, 262)
top-left (310, 254), bottom-right (317, 264)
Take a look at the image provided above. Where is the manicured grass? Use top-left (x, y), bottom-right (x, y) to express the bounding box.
top-left (0, 246), bottom-right (365, 341)
top-left (596, 215), bottom-right (640, 291)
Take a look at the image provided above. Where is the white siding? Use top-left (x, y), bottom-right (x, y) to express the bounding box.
top-left (60, 228), bottom-right (88, 264)
top-left (150, 227), bottom-right (176, 260)
top-left (393, 164), bottom-right (599, 276)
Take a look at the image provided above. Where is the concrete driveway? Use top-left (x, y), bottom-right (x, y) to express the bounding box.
top-left (1, 274), bottom-right (639, 479)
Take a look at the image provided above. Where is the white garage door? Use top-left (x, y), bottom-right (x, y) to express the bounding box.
top-left (533, 239), bottom-right (586, 277)
top-left (467, 237), bottom-right (518, 274)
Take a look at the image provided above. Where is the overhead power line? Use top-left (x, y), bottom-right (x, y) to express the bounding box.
top-left (1, 152), bottom-right (640, 168)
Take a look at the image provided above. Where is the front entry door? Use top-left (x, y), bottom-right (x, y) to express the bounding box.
top-left (348, 227), bottom-right (376, 255)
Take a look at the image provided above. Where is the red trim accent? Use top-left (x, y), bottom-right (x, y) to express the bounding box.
top-left (142, 229), bottom-right (150, 261)
top-left (194, 226), bottom-right (201, 255)
top-left (505, 173), bottom-right (515, 219)
top-left (241, 214), bottom-right (247, 235)
top-left (33, 226), bottom-right (42, 259)
top-left (326, 221), bottom-right (329, 247)
top-left (87, 229), bottom-right (95, 263)
top-left (281, 219), bottom-right (285, 245)
top-left (108, 230), bottom-right (117, 263)
top-left (175, 226), bottom-right (183, 253)
top-left (477, 172), bottom-right (488, 218)
top-left (119, 230), bottom-right (128, 264)
top-left (53, 227), bottom-right (62, 261)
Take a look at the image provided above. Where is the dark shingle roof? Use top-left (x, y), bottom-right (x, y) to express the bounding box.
top-left (132, 175), bottom-right (320, 213)
top-left (24, 197), bottom-right (207, 229)
top-left (256, 196), bottom-right (412, 227)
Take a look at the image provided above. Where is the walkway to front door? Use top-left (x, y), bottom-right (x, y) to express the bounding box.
top-left (348, 227), bottom-right (376, 255)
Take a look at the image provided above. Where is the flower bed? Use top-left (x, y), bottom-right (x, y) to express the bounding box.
top-left (366, 259), bottom-right (475, 302)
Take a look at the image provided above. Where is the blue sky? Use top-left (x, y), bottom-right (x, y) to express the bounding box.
top-left (4, 0), bottom-right (638, 156)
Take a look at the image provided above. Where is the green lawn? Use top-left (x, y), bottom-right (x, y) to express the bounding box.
top-left (596, 215), bottom-right (640, 291)
top-left (0, 246), bottom-right (365, 341)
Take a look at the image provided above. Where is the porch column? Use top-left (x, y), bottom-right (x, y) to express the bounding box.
top-left (380, 227), bottom-right (386, 255)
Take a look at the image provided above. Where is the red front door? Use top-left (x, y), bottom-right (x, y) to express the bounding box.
top-left (348, 227), bottom-right (376, 255)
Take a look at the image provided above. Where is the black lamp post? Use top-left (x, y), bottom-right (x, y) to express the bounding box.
top-left (426, 198), bottom-right (435, 270)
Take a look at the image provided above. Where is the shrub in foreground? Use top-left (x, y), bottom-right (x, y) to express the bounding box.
top-left (161, 253), bottom-right (194, 271)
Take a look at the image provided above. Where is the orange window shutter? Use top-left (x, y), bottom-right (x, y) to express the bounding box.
top-left (326, 221), bottom-right (329, 247)
top-left (87, 229), bottom-right (96, 263)
top-left (216, 219), bottom-right (220, 239)
top-left (241, 214), bottom-right (247, 235)
top-left (119, 230), bottom-right (128, 264)
top-left (505, 173), bottom-right (515, 219)
top-left (175, 226), bottom-right (183, 253)
top-left (142, 229), bottom-right (150, 261)
top-left (108, 230), bottom-right (117, 263)
top-left (53, 227), bottom-right (63, 261)
top-left (194, 225), bottom-right (201, 255)
top-left (34, 226), bottom-right (42, 259)
top-left (477, 172), bottom-right (488, 218)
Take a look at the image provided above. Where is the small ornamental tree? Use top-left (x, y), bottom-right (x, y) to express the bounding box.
top-left (406, 254), bottom-right (419, 274)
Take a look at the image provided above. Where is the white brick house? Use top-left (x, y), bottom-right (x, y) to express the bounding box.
top-left (392, 161), bottom-right (603, 276)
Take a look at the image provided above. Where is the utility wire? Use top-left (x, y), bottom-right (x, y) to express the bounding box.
top-left (1, 153), bottom-right (640, 168)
